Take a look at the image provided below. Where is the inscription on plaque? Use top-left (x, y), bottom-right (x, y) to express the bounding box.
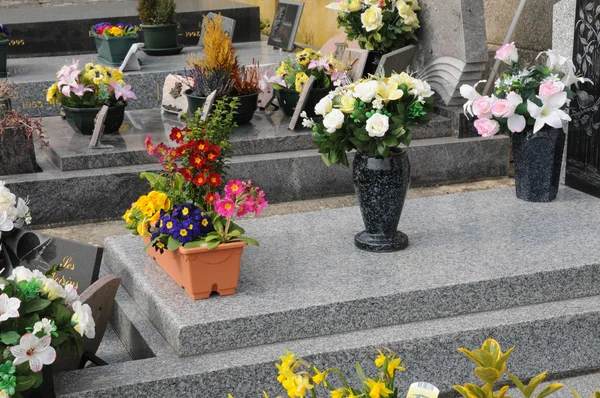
top-left (267, 0), bottom-right (304, 52)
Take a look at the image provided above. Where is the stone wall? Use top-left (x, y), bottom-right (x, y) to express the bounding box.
top-left (1, 0), bottom-right (131, 7)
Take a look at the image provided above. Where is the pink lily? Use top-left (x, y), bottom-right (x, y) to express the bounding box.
top-left (308, 58), bottom-right (330, 71)
top-left (71, 83), bottom-right (93, 97)
top-left (110, 81), bottom-right (137, 101)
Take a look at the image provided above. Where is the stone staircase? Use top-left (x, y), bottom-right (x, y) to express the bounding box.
top-left (52, 186), bottom-right (600, 397)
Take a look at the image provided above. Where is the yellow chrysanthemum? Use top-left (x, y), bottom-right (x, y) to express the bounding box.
top-left (295, 72), bottom-right (310, 93)
top-left (46, 83), bottom-right (58, 105)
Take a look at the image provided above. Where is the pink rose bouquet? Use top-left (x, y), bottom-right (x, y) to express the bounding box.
top-left (461, 45), bottom-right (589, 136)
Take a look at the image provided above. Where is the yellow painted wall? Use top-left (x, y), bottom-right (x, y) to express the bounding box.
top-left (236, 0), bottom-right (342, 47)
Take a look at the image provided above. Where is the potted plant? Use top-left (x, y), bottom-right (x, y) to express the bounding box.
top-left (325, 0), bottom-right (421, 75)
top-left (90, 22), bottom-right (139, 65)
top-left (46, 60), bottom-right (137, 135)
top-left (186, 14), bottom-right (261, 125)
top-left (137, 0), bottom-right (182, 56)
top-left (0, 265), bottom-right (94, 397)
top-left (0, 110), bottom-right (47, 175)
top-left (263, 48), bottom-right (348, 118)
top-left (123, 100), bottom-right (268, 300)
top-left (461, 45), bottom-right (589, 202)
top-left (304, 72), bottom-right (434, 252)
top-left (0, 24), bottom-right (9, 78)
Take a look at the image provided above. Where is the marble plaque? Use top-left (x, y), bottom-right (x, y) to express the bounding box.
top-left (267, 0), bottom-right (304, 52)
top-left (566, 0), bottom-right (600, 198)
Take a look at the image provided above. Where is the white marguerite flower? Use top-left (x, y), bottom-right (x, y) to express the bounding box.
top-left (10, 334), bottom-right (56, 373)
top-left (71, 301), bottom-right (96, 339)
top-left (361, 6), bottom-right (383, 32)
top-left (527, 92), bottom-right (571, 134)
top-left (33, 318), bottom-right (56, 336)
top-left (314, 96), bottom-right (333, 116)
top-left (322, 109), bottom-right (345, 133)
top-left (353, 80), bottom-right (379, 102)
top-left (366, 113), bottom-right (390, 137)
top-left (0, 293), bottom-right (20, 322)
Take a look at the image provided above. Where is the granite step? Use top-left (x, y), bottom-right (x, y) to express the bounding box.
top-left (101, 186), bottom-right (600, 357)
top-left (4, 135), bottom-right (509, 225)
top-left (2, 0), bottom-right (260, 58)
top-left (1, 0), bottom-right (132, 8)
top-left (54, 294), bottom-right (600, 397)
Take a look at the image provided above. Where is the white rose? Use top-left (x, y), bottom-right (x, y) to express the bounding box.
top-left (314, 96), bottom-right (333, 116)
top-left (64, 284), bottom-right (79, 303)
top-left (7, 266), bottom-right (34, 282)
top-left (72, 301), bottom-right (96, 339)
top-left (42, 278), bottom-right (66, 301)
top-left (353, 81), bottom-right (379, 102)
top-left (366, 113), bottom-right (390, 137)
top-left (362, 0), bottom-right (380, 5)
top-left (322, 109), bottom-right (345, 133)
top-left (361, 7), bottom-right (383, 32)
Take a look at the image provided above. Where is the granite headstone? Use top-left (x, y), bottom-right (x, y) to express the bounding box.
top-left (267, 0), bottom-right (304, 52)
top-left (199, 13), bottom-right (236, 46)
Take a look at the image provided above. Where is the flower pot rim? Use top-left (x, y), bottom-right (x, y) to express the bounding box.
top-left (185, 90), bottom-right (260, 100)
top-left (62, 103), bottom-right (127, 111)
top-left (92, 32), bottom-right (139, 40)
top-left (279, 87), bottom-right (331, 94)
top-left (0, 39), bottom-right (8, 44)
top-left (140, 23), bottom-right (178, 28)
top-left (178, 240), bottom-right (248, 255)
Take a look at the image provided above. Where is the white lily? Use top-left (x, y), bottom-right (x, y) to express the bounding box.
top-left (0, 293), bottom-right (20, 322)
top-left (460, 80), bottom-right (486, 117)
top-left (506, 92), bottom-right (526, 133)
top-left (537, 49), bottom-right (568, 70)
top-left (562, 60), bottom-right (593, 87)
top-left (9, 334), bottom-right (56, 373)
top-left (527, 92), bottom-right (571, 134)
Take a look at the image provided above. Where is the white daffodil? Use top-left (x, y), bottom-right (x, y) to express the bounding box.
top-left (0, 293), bottom-right (20, 322)
top-left (527, 92), bottom-right (571, 134)
top-left (71, 301), bottom-right (96, 339)
top-left (10, 334), bottom-right (56, 373)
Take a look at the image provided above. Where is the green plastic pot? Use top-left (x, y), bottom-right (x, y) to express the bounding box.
top-left (0, 40), bottom-right (8, 78)
top-left (93, 33), bottom-right (139, 65)
top-left (276, 87), bottom-right (332, 118)
top-left (140, 24), bottom-right (178, 50)
top-left (62, 104), bottom-right (126, 136)
top-left (186, 91), bottom-right (259, 125)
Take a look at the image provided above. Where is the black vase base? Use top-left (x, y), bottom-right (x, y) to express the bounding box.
top-left (516, 189), bottom-right (558, 202)
top-left (142, 45), bottom-right (184, 56)
top-left (354, 231), bottom-right (408, 252)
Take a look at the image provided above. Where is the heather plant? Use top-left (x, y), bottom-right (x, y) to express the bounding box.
top-left (0, 110), bottom-right (48, 149)
top-left (0, 79), bottom-right (15, 98)
top-left (137, 0), bottom-right (176, 25)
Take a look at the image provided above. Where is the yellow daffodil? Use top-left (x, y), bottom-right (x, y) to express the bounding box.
top-left (376, 80), bottom-right (404, 102)
top-left (46, 83), bottom-right (58, 104)
top-left (313, 367), bottom-right (327, 385)
top-left (386, 357), bottom-right (405, 376)
top-left (365, 379), bottom-right (393, 398)
top-left (375, 349), bottom-right (386, 367)
top-left (294, 374), bottom-right (314, 397)
top-left (331, 388), bottom-right (348, 398)
top-left (295, 72), bottom-right (310, 92)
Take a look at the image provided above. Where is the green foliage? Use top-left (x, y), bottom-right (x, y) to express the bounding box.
top-left (137, 0), bottom-right (176, 25)
top-left (454, 339), bottom-right (564, 398)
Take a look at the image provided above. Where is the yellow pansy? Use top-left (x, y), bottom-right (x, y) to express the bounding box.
top-left (84, 62), bottom-right (95, 72)
top-left (46, 83), bottom-right (58, 105)
top-left (376, 80), bottom-right (404, 102)
top-left (339, 94), bottom-right (357, 113)
top-left (86, 67), bottom-right (107, 85)
top-left (106, 67), bottom-right (124, 83)
top-left (295, 72), bottom-right (310, 92)
top-left (296, 48), bottom-right (320, 66)
top-left (365, 379), bottom-right (393, 398)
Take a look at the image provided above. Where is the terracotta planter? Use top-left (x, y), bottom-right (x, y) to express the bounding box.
top-left (143, 237), bottom-right (247, 300)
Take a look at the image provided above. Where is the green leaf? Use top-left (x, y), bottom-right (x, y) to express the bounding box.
top-left (234, 236), bottom-right (259, 246)
top-left (537, 384), bottom-right (564, 398)
top-left (524, 372), bottom-right (549, 398)
top-left (22, 298), bottom-right (51, 314)
top-left (454, 386), bottom-right (471, 398)
top-left (15, 373), bottom-right (40, 392)
top-left (507, 373), bottom-right (527, 395)
top-left (183, 241), bottom-right (205, 249)
top-left (140, 172), bottom-right (161, 186)
top-left (355, 362), bottom-right (368, 383)
top-left (167, 236), bottom-right (182, 251)
top-left (474, 367), bottom-right (500, 384)
top-left (51, 331), bottom-right (69, 346)
top-left (55, 303), bottom-right (71, 327)
top-left (0, 331), bottom-right (20, 345)
top-left (228, 229), bottom-right (242, 237)
top-left (206, 240), bottom-right (220, 250)
top-left (570, 388), bottom-right (582, 398)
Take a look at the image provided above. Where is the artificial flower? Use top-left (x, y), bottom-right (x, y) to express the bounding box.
top-left (64, 284), bottom-right (79, 303)
top-left (527, 92), bottom-right (571, 134)
top-left (323, 109), bottom-right (345, 133)
top-left (471, 96), bottom-right (496, 119)
top-left (110, 81), bottom-right (137, 101)
top-left (7, 266), bottom-right (34, 283)
top-left (0, 293), bottom-right (20, 322)
top-left (361, 6), bottom-right (384, 32)
top-left (353, 80), bottom-right (379, 102)
top-left (339, 94), bottom-right (357, 113)
top-left (33, 318), bottom-right (56, 336)
top-left (10, 334), bottom-right (56, 373)
top-left (315, 96), bottom-right (334, 116)
top-left (490, 99), bottom-right (516, 118)
top-left (495, 42), bottom-right (519, 64)
top-left (42, 278), bottom-right (66, 301)
top-left (71, 301), bottom-right (96, 339)
top-left (474, 118), bottom-right (500, 137)
top-left (366, 113), bottom-right (390, 137)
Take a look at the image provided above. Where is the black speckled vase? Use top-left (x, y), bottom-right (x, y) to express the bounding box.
top-left (512, 128), bottom-right (565, 202)
top-left (353, 149), bottom-right (410, 252)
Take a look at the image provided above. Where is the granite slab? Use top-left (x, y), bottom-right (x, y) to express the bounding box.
top-left (103, 186), bottom-right (600, 357)
top-left (41, 109), bottom-right (454, 171)
top-left (2, 0), bottom-right (260, 57)
top-left (54, 294), bottom-right (600, 396)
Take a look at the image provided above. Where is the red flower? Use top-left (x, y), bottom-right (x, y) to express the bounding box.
top-left (169, 127), bottom-right (184, 143)
top-left (178, 167), bottom-right (192, 182)
top-left (201, 163), bottom-right (213, 172)
top-left (208, 172), bottom-right (222, 187)
top-left (189, 152), bottom-right (205, 169)
top-left (205, 192), bottom-right (216, 204)
top-left (196, 140), bottom-right (210, 153)
top-left (208, 145), bottom-right (221, 159)
top-left (193, 173), bottom-right (207, 186)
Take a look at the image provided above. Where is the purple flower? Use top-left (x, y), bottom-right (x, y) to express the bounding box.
top-left (0, 25), bottom-right (8, 39)
top-left (110, 81), bottom-right (137, 101)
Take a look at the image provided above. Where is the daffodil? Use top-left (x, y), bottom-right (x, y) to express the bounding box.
top-left (331, 388), bottom-right (348, 398)
top-left (386, 357), bottom-right (405, 376)
top-left (365, 379), bottom-right (393, 398)
top-left (312, 367), bottom-right (327, 385)
top-left (375, 349), bottom-right (386, 367)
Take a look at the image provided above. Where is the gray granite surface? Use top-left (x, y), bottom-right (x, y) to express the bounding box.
top-left (5, 135), bottom-right (508, 225)
top-left (54, 294), bottom-right (600, 396)
top-left (42, 109), bottom-right (453, 171)
top-left (103, 186), bottom-right (600, 357)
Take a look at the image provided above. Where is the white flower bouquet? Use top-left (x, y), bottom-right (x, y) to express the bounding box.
top-left (0, 182), bottom-right (31, 239)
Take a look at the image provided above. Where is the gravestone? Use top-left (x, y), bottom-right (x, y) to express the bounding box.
top-left (267, 0), bottom-right (304, 52)
top-left (199, 13), bottom-right (236, 46)
top-left (413, 0), bottom-right (489, 106)
top-left (553, 0), bottom-right (600, 198)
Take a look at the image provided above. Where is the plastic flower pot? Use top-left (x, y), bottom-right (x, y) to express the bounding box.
top-left (143, 236), bottom-right (248, 300)
top-left (62, 104), bottom-right (126, 136)
top-left (185, 91), bottom-right (259, 124)
top-left (275, 87), bottom-right (331, 118)
top-left (93, 33), bottom-right (139, 65)
top-left (0, 39), bottom-right (8, 78)
top-left (140, 24), bottom-right (182, 55)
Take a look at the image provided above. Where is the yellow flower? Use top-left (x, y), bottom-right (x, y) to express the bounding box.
top-left (294, 374), bottom-right (313, 397)
top-left (295, 72), bottom-right (310, 92)
top-left (313, 368), bottom-right (327, 385)
top-left (277, 63), bottom-right (291, 76)
top-left (135, 195), bottom-right (149, 210)
top-left (46, 83), bottom-right (58, 105)
top-left (147, 191), bottom-right (171, 211)
top-left (331, 388), bottom-right (348, 398)
top-left (365, 379), bottom-right (393, 398)
top-left (376, 79), bottom-right (404, 102)
top-left (338, 94), bottom-right (356, 114)
top-left (340, 0), bottom-right (361, 12)
top-left (375, 349), bottom-right (386, 367)
top-left (107, 67), bottom-right (124, 83)
top-left (86, 67), bottom-right (107, 85)
top-left (123, 208), bottom-right (133, 223)
top-left (137, 221), bottom-right (149, 237)
top-left (387, 357), bottom-right (405, 376)
top-left (296, 48), bottom-right (320, 66)
top-left (397, 1), bottom-right (420, 29)
top-left (389, 72), bottom-right (415, 90)
top-left (84, 62), bottom-right (95, 72)
top-left (149, 211), bottom-right (161, 225)
top-left (108, 26), bottom-right (124, 36)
